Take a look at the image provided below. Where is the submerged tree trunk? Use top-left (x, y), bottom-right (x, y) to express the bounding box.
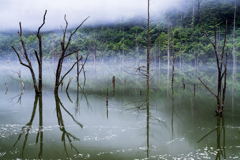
top-left (232, 66), bottom-right (235, 112)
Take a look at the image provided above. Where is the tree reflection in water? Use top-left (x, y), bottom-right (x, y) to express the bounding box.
top-left (54, 94), bottom-right (83, 157)
top-left (13, 95), bottom-right (42, 159)
top-left (13, 94), bottom-right (84, 159)
top-left (197, 116), bottom-right (226, 159)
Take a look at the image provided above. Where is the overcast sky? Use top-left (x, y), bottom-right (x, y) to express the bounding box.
top-left (0, 0), bottom-right (180, 31)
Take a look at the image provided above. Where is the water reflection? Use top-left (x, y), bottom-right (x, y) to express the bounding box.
top-left (232, 67), bottom-right (236, 113)
top-left (54, 94), bottom-right (83, 157)
top-left (1, 62), bottom-right (240, 159)
top-left (8, 89), bottom-right (25, 105)
top-left (146, 88), bottom-right (150, 159)
top-left (12, 94), bottom-right (84, 158)
top-left (197, 116), bottom-right (226, 159)
top-left (13, 95), bottom-right (42, 159)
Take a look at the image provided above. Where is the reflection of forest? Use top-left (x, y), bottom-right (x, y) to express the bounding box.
top-left (121, 65), bottom-right (239, 159)
top-left (13, 94), bottom-right (84, 159)
top-left (3, 62), bottom-right (239, 159)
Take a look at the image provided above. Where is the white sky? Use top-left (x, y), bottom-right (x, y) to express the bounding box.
top-left (0, 0), bottom-right (180, 31)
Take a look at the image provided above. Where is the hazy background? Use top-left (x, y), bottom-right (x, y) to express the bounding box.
top-left (0, 0), bottom-right (181, 31)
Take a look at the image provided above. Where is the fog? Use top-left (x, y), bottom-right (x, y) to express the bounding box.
top-left (0, 0), bottom-right (181, 31)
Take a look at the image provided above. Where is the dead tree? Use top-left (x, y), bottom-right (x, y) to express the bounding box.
top-left (233, 0), bottom-right (236, 68)
top-left (8, 70), bottom-right (25, 89)
top-left (146, 0), bottom-right (150, 90)
top-left (54, 15), bottom-right (89, 94)
top-left (85, 37), bottom-right (97, 71)
top-left (167, 17), bottom-right (170, 71)
top-left (172, 30), bottom-right (175, 86)
top-left (76, 52), bottom-right (89, 85)
top-left (12, 10), bottom-right (47, 95)
top-left (198, 0), bottom-right (228, 115)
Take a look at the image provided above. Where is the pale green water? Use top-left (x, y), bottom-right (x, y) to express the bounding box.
top-left (0, 60), bottom-right (240, 159)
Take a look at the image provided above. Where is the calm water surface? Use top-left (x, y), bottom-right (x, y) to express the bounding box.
top-left (0, 60), bottom-right (240, 159)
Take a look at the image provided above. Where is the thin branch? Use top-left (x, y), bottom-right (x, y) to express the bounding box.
top-left (17, 47), bottom-right (26, 60)
top-left (37, 10), bottom-right (47, 38)
top-left (66, 77), bottom-right (73, 92)
top-left (34, 50), bottom-right (40, 66)
top-left (197, 128), bottom-right (217, 143)
top-left (72, 16), bottom-right (90, 35)
top-left (63, 49), bottom-right (80, 58)
top-left (77, 54), bottom-right (89, 75)
top-left (222, 47), bottom-right (228, 108)
top-left (59, 100), bottom-right (83, 128)
top-left (12, 46), bottom-right (30, 69)
top-left (198, 77), bottom-right (217, 98)
top-left (58, 57), bottom-right (82, 87)
top-left (220, 20), bottom-right (228, 70)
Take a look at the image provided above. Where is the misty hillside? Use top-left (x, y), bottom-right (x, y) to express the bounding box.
top-left (0, 0), bottom-right (239, 65)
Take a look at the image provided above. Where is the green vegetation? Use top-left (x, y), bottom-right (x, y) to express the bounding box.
top-left (0, 0), bottom-right (239, 64)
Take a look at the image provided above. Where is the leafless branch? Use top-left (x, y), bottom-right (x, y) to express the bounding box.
top-left (34, 50), bottom-right (40, 66)
top-left (58, 57), bottom-right (83, 87)
top-left (63, 49), bottom-right (80, 58)
top-left (37, 10), bottom-right (47, 38)
top-left (198, 77), bottom-right (217, 98)
top-left (12, 46), bottom-right (30, 69)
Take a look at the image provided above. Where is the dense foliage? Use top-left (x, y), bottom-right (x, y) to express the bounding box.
top-left (0, 0), bottom-right (240, 65)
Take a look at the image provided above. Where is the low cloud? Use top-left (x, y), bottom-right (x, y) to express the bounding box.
top-left (0, 0), bottom-right (180, 31)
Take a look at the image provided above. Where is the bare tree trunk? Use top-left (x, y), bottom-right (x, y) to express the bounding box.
top-left (167, 18), bottom-right (170, 71)
top-left (180, 6), bottom-right (182, 68)
top-left (136, 35), bottom-right (140, 67)
top-left (198, 0), bottom-right (228, 115)
top-left (51, 34), bottom-right (54, 64)
top-left (197, 44), bottom-right (199, 76)
top-left (66, 77), bottom-right (73, 92)
top-left (192, 0), bottom-right (195, 28)
top-left (172, 30), bottom-right (175, 86)
top-left (233, 0), bottom-right (236, 68)
top-left (12, 10), bottom-right (47, 95)
top-left (159, 41), bottom-right (161, 70)
top-left (146, 0), bottom-right (150, 90)
top-left (123, 28), bottom-right (125, 65)
top-left (232, 67), bottom-right (235, 112)
top-left (76, 51), bottom-right (79, 83)
top-left (54, 15), bottom-right (89, 94)
top-left (218, 27), bottom-right (220, 54)
top-left (93, 39), bottom-right (96, 72)
top-left (194, 50), bottom-right (197, 72)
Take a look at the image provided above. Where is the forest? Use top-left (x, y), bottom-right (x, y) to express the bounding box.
top-left (1, 0), bottom-right (240, 159)
top-left (0, 0), bottom-right (239, 66)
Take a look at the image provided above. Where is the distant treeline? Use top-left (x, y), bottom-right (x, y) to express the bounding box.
top-left (0, 0), bottom-right (239, 65)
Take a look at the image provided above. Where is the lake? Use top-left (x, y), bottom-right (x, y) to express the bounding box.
top-left (0, 60), bottom-right (240, 159)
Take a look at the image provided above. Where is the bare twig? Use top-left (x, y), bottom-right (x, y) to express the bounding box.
top-left (66, 77), bottom-right (73, 92)
top-left (198, 77), bottom-right (217, 98)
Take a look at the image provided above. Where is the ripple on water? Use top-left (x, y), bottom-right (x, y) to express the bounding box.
top-left (0, 152), bottom-right (6, 158)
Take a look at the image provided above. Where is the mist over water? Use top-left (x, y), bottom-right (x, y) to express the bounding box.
top-left (0, 58), bottom-right (240, 159)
